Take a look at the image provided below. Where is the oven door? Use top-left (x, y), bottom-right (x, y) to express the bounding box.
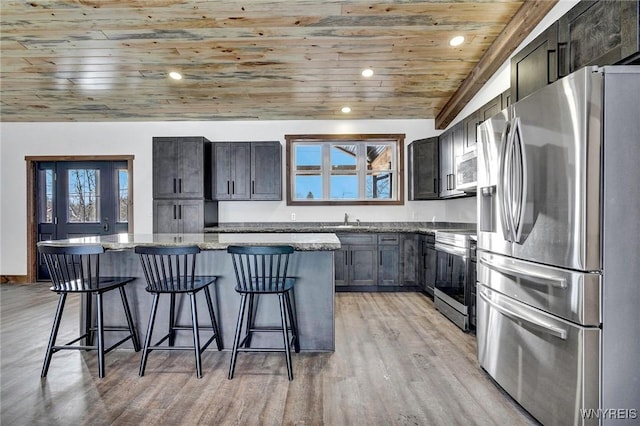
top-left (434, 242), bottom-right (470, 330)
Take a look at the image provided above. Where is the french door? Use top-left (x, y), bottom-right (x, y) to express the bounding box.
top-left (36, 161), bottom-right (129, 280)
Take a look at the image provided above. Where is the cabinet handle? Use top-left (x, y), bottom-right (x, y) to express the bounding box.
top-left (227, 181), bottom-right (230, 195)
top-left (252, 180), bottom-right (255, 194)
top-left (434, 178), bottom-right (438, 194)
top-left (173, 178), bottom-right (177, 194)
top-left (379, 252), bottom-right (382, 266)
top-left (173, 205), bottom-right (177, 220)
top-left (178, 178), bottom-right (182, 193)
top-left (179, 205), bottom-right (182, 219)
top-left (232, 181), bottom-right (235, 194)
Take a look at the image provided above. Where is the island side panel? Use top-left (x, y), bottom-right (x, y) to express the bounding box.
top-left (95, 249), bottom-right (335, 352)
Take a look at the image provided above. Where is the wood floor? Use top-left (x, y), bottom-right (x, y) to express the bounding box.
top-left (0, 284), bottom-right (537, 425)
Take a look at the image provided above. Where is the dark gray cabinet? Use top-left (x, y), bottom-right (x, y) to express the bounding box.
top-left (400, 233), bottom-right (420, 287)
top-left (421, 234), bottom-right (437, 296)
top-left (212, 141), bottom-right (281, 201)
top-left (439, 121), bottom-right (465, 198)
top-left (377, 234), bottom-right (399, 286)
top-left (334, 233), bottom-right (377, 287)
top-left (511, 22), bottom-right (559, 102)
top-left (153, 137), bottom-right (212, 199)
top-left (153, 200), bottom-right (218, 233)
top-left (408, 137), bottom-right (439, 200)
top-left (464, 93), bottom-right (504, 154)
top-left (558, 0), bottom-right (640, 76)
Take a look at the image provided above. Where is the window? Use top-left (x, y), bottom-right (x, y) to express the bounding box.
top-left (286, 134), bottom-right (404, 205)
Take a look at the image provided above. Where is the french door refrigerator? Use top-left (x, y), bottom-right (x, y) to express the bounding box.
top-left (476, 66), bottom-right (640, 426)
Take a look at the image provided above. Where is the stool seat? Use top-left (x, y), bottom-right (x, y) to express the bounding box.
top-left (227, 245), bottom-right (300, 381)
top-left (135, 245), bottom-right (222, 378)
top-left (38, 243), bottom-right (140, 379)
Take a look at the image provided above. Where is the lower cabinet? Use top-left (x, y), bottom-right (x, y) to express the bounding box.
top-left (153, 200), bottom-right (218, 233)
top-left (377, 234), bottom-right (399, 286)
top-left (334, 233), bottom-right (377, 287)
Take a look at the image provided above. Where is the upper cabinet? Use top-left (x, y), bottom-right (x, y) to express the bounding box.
top-left (408, 137), bottom-right (439, 200)
top-left (152, 136), bottom-right (212, 199)
top-left (212, 141), bottom-right (282, 201)
top-left (512, 0), bottom-right (640, 102)
top-left (511, 22), bottom-right (559, 102)
top-left (463, 93), bottom-right (503, 154)
top-left (439, 121), bottom-right (466, 199)
top-left (558, 0), bottom-right (640, 76)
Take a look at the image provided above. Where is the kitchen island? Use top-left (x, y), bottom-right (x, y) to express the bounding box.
top-left (38, 233), bottom-right (341, 352)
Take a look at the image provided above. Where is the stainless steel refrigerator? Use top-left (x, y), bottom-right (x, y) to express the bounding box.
top-left (476, 66), bottom-right (640, 426)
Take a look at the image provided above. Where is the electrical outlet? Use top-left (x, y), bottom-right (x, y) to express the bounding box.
top-left (291, 212), bottom-right (296, 221)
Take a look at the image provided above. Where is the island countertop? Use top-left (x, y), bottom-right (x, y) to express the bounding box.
top-left (37, 232), bottom-right (342, 251)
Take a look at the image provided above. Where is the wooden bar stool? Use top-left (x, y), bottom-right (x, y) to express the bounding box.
top-left (227, 245), bottom-right (300, 381)
top-left (135, 245), bottom-right (222, 378)
top-left (39, 243), bottom-right (140, 378)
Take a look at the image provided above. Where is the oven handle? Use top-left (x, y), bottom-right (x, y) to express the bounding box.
top-left (479, 255), bottom-right (568, 289)
top-left (478, 286), bottom-right (568, 340)
top-left (434, 242), bottom-right (469, 258)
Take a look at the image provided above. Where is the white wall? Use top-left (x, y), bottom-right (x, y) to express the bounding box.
top-left (0, 0), bottom-right (578, 276)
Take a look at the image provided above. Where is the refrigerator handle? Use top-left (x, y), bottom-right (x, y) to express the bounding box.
top-left (497, 122), bottom-right (513, 242)
top-left (511, 117), bottom-right (527, 243)
top-left (478, 287), bottom-right (568, 340)
top-left (479, 255), bottom-right (568, 289)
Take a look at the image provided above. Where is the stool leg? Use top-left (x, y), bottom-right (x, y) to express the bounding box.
top-left (119, 286), bottom-right (140, 351)
top-left (244, 294), bottom-right (256, 348)
top-left (139, 293), bottom-right (159, 377)
top-left (285, 291), bottom-right (300, 353)
top-left (41, 293), bottom-right (67, 378)
top-left (278, 293), bottom-right (293, 381)
top-left (189, 292), bottom-right (203, 378)
top-left (228, 293), bottom-right (248, 379)
top-left (168, 293), bottom-right (176, 346)
top-left (204, 286), bottom-right (222, 351)
top-left (96, 291), bottom-right (105, 378)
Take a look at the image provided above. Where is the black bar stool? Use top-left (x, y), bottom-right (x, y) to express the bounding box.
top-left (39, 243), bottom-right (140, 378)
top-left (135, 245), bottom-right (222, 378)
top-left (227, 245), bottom-right (300, 381)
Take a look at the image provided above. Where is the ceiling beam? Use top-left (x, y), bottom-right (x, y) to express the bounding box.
top-left (435, 0), bottom-right (558, 130)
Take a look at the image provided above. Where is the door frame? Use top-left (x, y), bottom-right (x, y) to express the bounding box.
top-left (25, 155), bottom-right (134, 283)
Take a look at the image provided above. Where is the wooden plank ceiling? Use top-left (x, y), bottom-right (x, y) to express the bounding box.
top-left (0, 0), bottom-right (553, 127)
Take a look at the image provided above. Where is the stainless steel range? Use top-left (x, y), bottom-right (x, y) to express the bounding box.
top-left (433, 230), bottom-right (476, 331)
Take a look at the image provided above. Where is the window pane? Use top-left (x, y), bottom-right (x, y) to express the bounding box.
top-left (295, 145), bottom-right (322, 171)
top-left (330, 175), bottom-right (358, 199)
top-left (295, 174), bottom-right (322, 199)
top-left (38, 169), bottom-right (54, 223)
top-left (67, 169), bottom-right (100, 223)
top-left (118, 169), bottom-right (129, 223)
top-left (367, 144), bottom-right (392, 170)
top-left (366, 172), bottom-right (392, 199)
top-left (331, 145), bottom-right (357, 171)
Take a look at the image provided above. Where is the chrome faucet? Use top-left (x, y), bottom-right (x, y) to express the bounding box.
top-left (344, 212), bottom-right (349, 225)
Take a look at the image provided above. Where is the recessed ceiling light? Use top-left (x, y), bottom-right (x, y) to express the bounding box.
top-left (449, 36), bottom-right (465, 47)
top-left (361, 68), bottom-right (374, 78)
top-left (169, 71), bottom-right (183, 80)
top-left (341, 106), bottom-right (351, 113)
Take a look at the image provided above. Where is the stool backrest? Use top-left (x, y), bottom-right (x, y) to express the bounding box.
top-left (135, 245), bottom-right (201, 291)
top-left (38, 244), bottom-right (104, 291)
top-left (227, 245), bottom-right (294, 292)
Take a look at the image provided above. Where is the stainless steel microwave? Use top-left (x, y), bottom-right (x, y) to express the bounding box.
top-left (455, 150), bottom-right (477, 192)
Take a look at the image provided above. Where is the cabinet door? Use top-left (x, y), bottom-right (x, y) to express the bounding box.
top-left (400, 234), bottom-right (420, 287)
top-left (178, 138), bottom-right (206, 199)
top-left (558, 0), bottom-right (640, 76)
top-left (439, 122), bottom-right (465, 198)
top-left (424, 244), bottom-right (437, 296)
top-left (231, 143), bottom-right (251, 199)
top-left (153, 200), bottom-right (179, 233)
top-left (213, 143), bottom-right (232, 200)
top-left (378, 244), bottom-right (399, 286)
top-left (349, 245), bottom-right (377, 286)
top-left (463, 110), bottom-right (481, 155)
top-left (153, 137), bottom-right (180, 199)
top-left (178, 200), bottom-right (204, 233)
top-left (408, 137), bottom-right (439, 200)
top-left (251, 142), bottom-right (282, 200)
top-left (334, 247), bottom-right (349, 287)
top-left (511, 21), bottom-right (558, 102)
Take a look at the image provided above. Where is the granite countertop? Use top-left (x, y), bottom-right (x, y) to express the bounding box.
top-left (37, 233), bottom-right (342, 251)
top-left (205, 221), bottom-right (477, 235)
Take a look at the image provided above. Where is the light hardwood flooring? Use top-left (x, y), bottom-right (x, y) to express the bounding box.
top-left (0, 284), bottom-right (537, 425)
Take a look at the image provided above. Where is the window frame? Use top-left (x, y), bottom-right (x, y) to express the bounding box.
top-left (285, 133), bottom-right (405, 206)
